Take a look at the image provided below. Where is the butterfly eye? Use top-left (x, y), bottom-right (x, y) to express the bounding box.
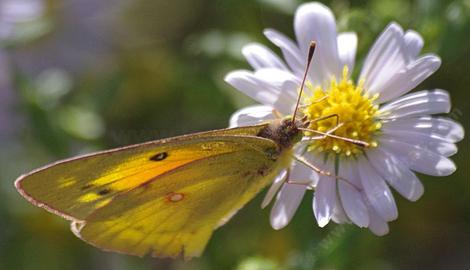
top-left (150, 152), bottom-right (168, 161)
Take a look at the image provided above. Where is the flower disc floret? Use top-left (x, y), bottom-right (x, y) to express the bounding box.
top-left (304, 67), bottom-right (382, 156)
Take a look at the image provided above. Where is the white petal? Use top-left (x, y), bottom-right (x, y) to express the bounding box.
top-left (295, 150), bottom-right (324, 186)
top-left (357, 157), bottom-right (398, 222)
top-left (375, 55), bottom-right (442, 103)
top-left (290, 158), bottom-right (319, 186)
top-left (338, 162), bottom-right (369, 227)
top-left (360, 23), bottom-right (407, 96)
top-left (254, 68), bottom-right (299, 90)
top-left (365, 197), bottom-right (390, 236)
top-left (381, 129), bottom-right (458, 157)
top-left (229, 105), bottom-right (276, 128)
top-left (403, 30), bottom-right (424, 60)
top-left (242, 43), bottom-right (288, 70)
top-left (313, 177), bottom-right (336, 227)
top-left (270, 183), bottom-right (306, 230)
top-left (381, 116), bottom-right (464, 143)
top-left (294, 2), bottom-right (342, 86)
top-left (337, 32), bottom-right (357, 73)
top-left (264, 28), bottom-right (304, 76)
top-left (332, 200), bottom-right (349, 224)
top-left (380, 138), bottom-right (456, 177)
top-left (262, 170), bottom-right (287, 209)
top-left (224, 69), bottom-right (298, 114)
top-left (337, 159), bottom-right (362, 187)
top-left (264, 156), bottom-right (318, 209)
top-left (254, 68), bottom-right (299, 114)
top-left (379, 89), bottom-right (450, 119)
top-left (312, 159), bottom-right (336, 227)
top-left (337, 182), bottom-right (369, 227)
top-left (225, 70), bottom-right (274, 103)
top-left (367, 148), bottom-right (424, 201)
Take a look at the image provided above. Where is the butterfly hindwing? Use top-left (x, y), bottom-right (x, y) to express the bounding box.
top-left (73, 145), bottom-right (284, 259)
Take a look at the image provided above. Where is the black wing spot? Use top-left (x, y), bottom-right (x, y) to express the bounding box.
top-left (98, 188), bottom-right (112, 196)
top-left (150, 152), bottom-right (168, 161)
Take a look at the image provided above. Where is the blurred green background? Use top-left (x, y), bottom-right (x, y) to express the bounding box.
top-left (0, 0), bottom-right (468, 269)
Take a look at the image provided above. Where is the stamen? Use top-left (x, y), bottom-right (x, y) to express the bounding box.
top-left (301, 65), bottom-right (381, 156)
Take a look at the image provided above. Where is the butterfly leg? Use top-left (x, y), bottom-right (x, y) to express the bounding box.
top-left (300, 113), bottom-right (340, 132)
top-left (285, 179), bottom-right (315, 189)
top-left (294, 156), bottom-right (332, 177)
top-left (301, 122), bottom-right (344, 141)
top-left (305, 113), bottom-right (339, 127)
top-left (283, 168), bottom-right (313, 188)
top-left (299, 126), bottom-right (369, 147)
top-left (299, 95), bottom-right (330, 109)
top-left (294, 156), bottom-right (362, 191)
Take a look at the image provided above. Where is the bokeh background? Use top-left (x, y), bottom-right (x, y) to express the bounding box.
top-left (0, 0), bottom-right (469, 269)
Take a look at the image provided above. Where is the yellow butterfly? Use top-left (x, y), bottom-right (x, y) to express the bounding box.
top-left (16, 122), bottom-right (298, 259)
top-left (15, 42), bottom-right (362, 259)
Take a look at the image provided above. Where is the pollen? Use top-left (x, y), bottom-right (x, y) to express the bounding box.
top-left (303, 66), bottom-right (381, 156)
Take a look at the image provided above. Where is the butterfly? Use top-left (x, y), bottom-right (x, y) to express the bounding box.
top-left (17, 118), bottom-right (308, 258)
top-left (15, 42), bottom-right (364, 259)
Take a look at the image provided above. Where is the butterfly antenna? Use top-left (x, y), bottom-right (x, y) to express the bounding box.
top-left (292, 41), bottom-right (316, 123)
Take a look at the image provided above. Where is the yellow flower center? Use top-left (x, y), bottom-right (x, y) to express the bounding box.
top-left (302, 66), bottom-right (381, 156)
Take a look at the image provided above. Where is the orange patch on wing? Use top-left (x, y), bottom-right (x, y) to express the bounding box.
top-left (90, 145), bottom-right (239, 193)
top-left (107, 160), bottom-right (194, 191)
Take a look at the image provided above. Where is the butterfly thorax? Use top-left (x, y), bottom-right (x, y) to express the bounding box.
top-left (257, 118), bottom-right (304, 151)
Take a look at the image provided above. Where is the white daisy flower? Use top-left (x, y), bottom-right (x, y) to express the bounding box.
top-left (225, 2), bottom-right (464, 235)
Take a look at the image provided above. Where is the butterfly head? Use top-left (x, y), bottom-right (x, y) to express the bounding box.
top-left (257, 117), bottom-right (306, 151)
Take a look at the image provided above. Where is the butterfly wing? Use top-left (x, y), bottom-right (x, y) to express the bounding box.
top-left (73, 144), bottom-right (285, 259)
top-left (16, 125), bottom-right (288, 259)
top-left (16, 125), bottom-right (271, 220)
